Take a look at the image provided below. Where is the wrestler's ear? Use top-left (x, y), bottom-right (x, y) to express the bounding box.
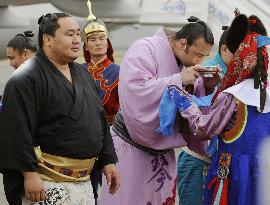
top-left (43, 34), bottom-right (52, 48)
top-left (176, 39), bottom-right (187, 51)
top-left (22, 49), bottom-right (31, 58)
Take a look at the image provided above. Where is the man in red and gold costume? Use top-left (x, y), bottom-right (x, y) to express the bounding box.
top-left (81, 1), bottom-right (120, 204)
top-left (81, 1), bottom-right (119, 125)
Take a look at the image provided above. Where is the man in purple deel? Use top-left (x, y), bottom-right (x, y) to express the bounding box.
top-left (101, 16), bottom-right (218, 205)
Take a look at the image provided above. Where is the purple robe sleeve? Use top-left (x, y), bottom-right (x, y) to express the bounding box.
top-left (119, 39), bottom-right (186, 149)
top-left (181, 92), bottom-right (236, 140)
top-left (194, 77), bottom-right (206, 97)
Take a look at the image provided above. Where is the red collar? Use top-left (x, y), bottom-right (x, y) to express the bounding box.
top-left (88, 57), bottom-right (112, 73)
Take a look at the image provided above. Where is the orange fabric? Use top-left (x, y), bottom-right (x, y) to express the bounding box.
top-left (222, 101), bottom-right (246, 142)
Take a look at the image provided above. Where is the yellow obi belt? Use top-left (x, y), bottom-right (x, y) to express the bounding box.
top-left (34, 147), bottom-right (96, 182)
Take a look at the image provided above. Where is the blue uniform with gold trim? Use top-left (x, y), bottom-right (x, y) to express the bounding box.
top-left (205, 104), bottom-right (270, 205)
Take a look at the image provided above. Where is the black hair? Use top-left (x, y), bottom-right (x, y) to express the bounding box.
top-left (253, 47), bottom-right (268, 112)
top-left (250, 15), bottom-right (268, 112)
top-left (249, 15), bottom-right (267, 36)
top-left (7, 31), bottom-right (37, 53)
top-left (226, 14), bottom-right (249, 54)
top-left (175, 16), bottom-right (214, 46)
top-left (38, 13), bottom-right (70, 48)
top-left (218, 26), bottom-right (229, 53)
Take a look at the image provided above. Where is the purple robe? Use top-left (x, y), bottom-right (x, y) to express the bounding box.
top-left (181, 92), bottom-right (236, 139)
top-left (101, 28), bottom-right (205, 205)
top-left (185, 77), bottom-right (210, 155)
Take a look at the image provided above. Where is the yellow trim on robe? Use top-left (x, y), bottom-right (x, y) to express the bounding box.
top-left (221, 101), bottom-right (248, 143)
top-left (35, 147), bottom-right (96, 182)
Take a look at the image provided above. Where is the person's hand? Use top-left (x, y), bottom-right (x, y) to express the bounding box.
top-left (103, 164), bottom-right (120, 194)
top-left (23, 172), bottom-right (45, 202)
top-left (180, 65), bottom-right (207, 86)
top-left (203, 66), bottom-right (222, 93)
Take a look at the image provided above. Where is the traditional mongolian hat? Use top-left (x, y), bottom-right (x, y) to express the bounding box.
top-left (82, 0), bottom-right (114, 62)
top-left (213, 10), bottom-right (270, 111)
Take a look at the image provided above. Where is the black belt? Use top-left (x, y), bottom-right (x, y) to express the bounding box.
top-left (112, 112), bottom-right (171, 155)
